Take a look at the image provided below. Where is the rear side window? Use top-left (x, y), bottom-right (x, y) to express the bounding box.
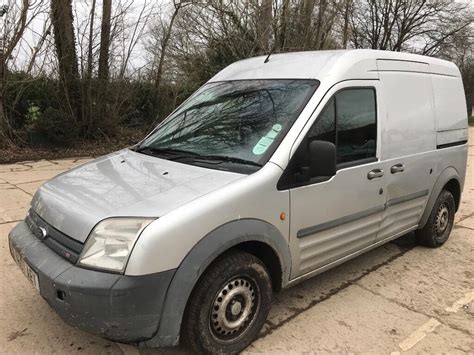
top-left (309, 88), bottom-right (376, 165)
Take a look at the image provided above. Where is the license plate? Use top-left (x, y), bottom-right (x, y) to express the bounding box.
top-left (10, 244), bottom-right (40, 292)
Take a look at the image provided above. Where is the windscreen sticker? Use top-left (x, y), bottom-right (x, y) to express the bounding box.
top-left (252, 124), bottom-right (283, 155)
top-left (273, 124), bottom-right (282, 132)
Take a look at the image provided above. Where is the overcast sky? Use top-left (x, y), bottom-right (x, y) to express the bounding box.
top-left (2, 0), bottom-right (169, 74)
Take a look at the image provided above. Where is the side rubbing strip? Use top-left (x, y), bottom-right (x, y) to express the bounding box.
top-left (386, 189), bottom-right (429, 208)
top-left (297, 205), bottom-right (385, 239)
top-left (437, 140), bottom-right (468, 149)
top-left (297, 189), bottom-right (430, 239)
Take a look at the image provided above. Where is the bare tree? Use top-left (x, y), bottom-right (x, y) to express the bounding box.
top-left (154, 1), bottom-right (185, 91)
top-left (272, 0), bottom-right (341, 51)
top-left (4, 0), bottom-right (29, 60)
top-left (276, 0), bottom-right (290, 50)
top-left (98, 0), bottom-right (112, 83)
top-left (351, 0), bottom-right (473, 53)
top-left (51, 0), bottom-right (82, 123)
top-left (258, 0), bottom-right (272, 51)
top-left (86, 0), bottom-right (97, 80)
top-left (152, 0), bottom-right (190, 119)
top-left (0, 5), bottom-right (9, 146)
top-left (95, 0), bottom-right (112, 128)
top-left (82, 0), bottom-right (97, 132)
top-left (116, 1), bottom-right (155, 79)
top-left (26, 21), bottom-right (52, 74)
top-left (341, 0), bottom-right (352, 48)
top-left (0, 0), bottom-right (38, 146)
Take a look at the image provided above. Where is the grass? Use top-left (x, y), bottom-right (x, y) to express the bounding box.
top-left (469, 116), bottom-right (474, 127)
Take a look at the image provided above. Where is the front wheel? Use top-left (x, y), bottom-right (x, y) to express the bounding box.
top-left (416, 189), bottom-right (455, 248)
top-left (182, 251), bottom-right (273, 354)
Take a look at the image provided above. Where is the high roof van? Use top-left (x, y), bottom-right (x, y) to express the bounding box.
top-left (9, 49), bottom-right (468, 353)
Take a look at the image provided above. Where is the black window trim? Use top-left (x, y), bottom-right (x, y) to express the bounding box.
top-left (277, 85), bottom-right (378, 190)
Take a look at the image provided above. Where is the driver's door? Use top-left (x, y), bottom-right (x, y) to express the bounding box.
top-left (286, 81), bottom-right (387, 278)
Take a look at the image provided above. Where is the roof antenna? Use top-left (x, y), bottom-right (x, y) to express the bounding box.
top-left (264, 46), bottom-right (275, 63)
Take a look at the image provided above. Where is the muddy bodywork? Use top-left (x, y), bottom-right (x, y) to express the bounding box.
top-left (8, 222), bottom-right (175, 342)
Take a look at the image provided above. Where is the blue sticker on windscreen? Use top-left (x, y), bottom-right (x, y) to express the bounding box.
top-left (252, 124), bottom-right (283, 155)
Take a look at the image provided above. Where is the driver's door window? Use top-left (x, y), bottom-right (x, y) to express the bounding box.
top-left (308, 88), bottom-right (376, 166)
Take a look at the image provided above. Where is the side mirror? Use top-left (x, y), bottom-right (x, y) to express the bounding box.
top-left (308, 140), bottom-right (337, 179)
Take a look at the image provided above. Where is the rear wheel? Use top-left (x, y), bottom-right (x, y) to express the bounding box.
top-left (416, 190), bottom-right (455, 248)
top-left (182, 251), bottom-right (272, 354)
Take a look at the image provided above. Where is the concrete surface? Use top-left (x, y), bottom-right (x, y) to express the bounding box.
top-left (0, 129), bottom-right (473, 354)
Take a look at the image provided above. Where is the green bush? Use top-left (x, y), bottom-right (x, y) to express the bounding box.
top-left (5, 72), bottom-right (62, 130)
top-left (3, 71), bottom-right (193, 147)
top-left (29, 107), bottom-right (79, 145)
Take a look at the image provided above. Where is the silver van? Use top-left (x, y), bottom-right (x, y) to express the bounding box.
top-left (9, 49), bottom-right (468, 354)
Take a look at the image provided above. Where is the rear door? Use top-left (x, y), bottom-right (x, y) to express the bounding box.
top-left (286, 81), bottom-right (387, 278)
top-left (375, 60), bottom-right (437, 242)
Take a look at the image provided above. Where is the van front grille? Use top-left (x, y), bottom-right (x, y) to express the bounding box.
top-left (26, 209), bottom-right (84, 263)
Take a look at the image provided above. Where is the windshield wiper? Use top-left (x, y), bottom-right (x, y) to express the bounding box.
top-left (133, 146), bottom-right (199, 158)
top-left (190, 155), bottom-right (263, 167)
top-left (134, 147), bottom-right (262, 168)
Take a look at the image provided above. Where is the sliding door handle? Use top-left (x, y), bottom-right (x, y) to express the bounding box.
top-left (367, 169), bottom-right (384, 180)
top-left (390, 164), bottom-right (405, 174)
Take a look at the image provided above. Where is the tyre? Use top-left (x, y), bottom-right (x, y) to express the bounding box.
top-left (182, 250), bottom-right (273, 354)
top-left (416, 189), bottom-right (455, 248)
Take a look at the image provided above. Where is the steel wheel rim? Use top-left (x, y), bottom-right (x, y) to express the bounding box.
top-left (434, 203), bottom-right (450, 238)
top-left (209, 276), bottom-right (260, 343)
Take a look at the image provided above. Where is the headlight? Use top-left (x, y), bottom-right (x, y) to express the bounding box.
top-left (78, 218), bottom-right (154, 273)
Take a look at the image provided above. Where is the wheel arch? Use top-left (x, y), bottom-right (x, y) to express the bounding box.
top-left (234, 240), bottom-right (284, 292)
top-left (419, 167), bottom-right (462, 229)
top-left (443, 178), bottom-right (461, 211)
top-left (143, 218), bottom-right (291, 347)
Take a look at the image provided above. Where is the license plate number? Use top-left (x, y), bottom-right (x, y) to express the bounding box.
top-left (10, 244), bottom-right (40, 292)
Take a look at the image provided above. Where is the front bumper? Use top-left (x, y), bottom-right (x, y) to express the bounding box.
top-left (8, 221), bottom-right (175, 343)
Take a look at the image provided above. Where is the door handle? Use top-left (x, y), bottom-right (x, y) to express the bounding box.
top-left (390, 164), bottom-right (405, 174)
top-left (367, 169), bottom-right (384, 180)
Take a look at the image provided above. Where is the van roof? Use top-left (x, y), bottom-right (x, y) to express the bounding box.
top-left (209, 49), bottom-right (460, 83)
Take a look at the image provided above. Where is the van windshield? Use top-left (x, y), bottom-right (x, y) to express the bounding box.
top-left (136, 79), bottom-right (318, 171)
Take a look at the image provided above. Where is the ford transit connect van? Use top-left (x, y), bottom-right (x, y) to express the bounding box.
top-left (9, 49), bottom-right (468, 354)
